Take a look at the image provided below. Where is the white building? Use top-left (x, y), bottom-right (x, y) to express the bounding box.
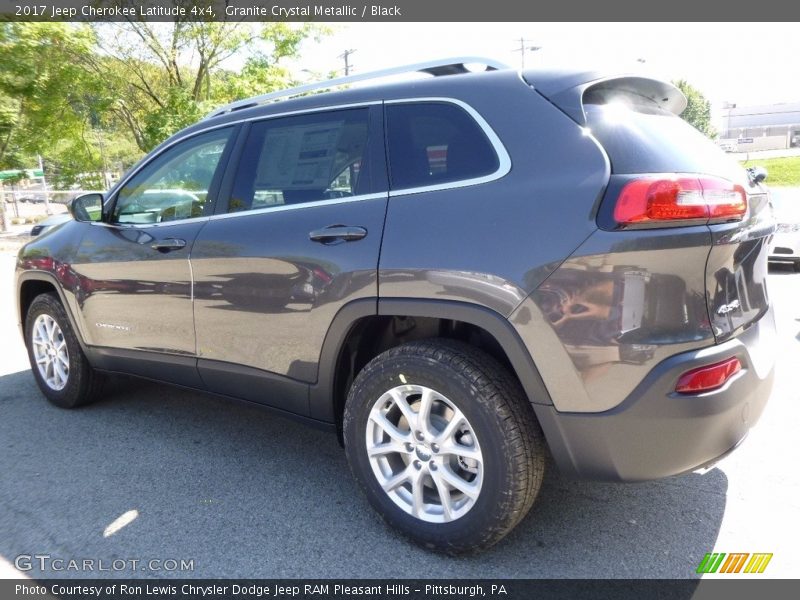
top-left (720, 101), bottom-right (800, 151)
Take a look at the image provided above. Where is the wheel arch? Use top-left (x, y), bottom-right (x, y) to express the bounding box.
top-left (17, 272), bottom-right (88, 354)
top-left (310, 298), bottom-right (555, 436)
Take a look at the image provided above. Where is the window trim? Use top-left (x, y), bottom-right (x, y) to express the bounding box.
top-left (94, 97), bottom-right (509, 229)
top-left (384, 97), bottom-right (511, 197)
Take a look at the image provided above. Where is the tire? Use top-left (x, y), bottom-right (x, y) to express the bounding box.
top-left (24, 292), bottom-right (104, 408)
top-left (343, 339), bottom-right (545, 554)
top-left (793, 260), bottom-right (800, 273)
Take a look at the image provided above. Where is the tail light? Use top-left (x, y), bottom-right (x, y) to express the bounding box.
top-left (613, 175), bottom-right (747, 227)
top-left (675, 357), bottom-right (742, 394)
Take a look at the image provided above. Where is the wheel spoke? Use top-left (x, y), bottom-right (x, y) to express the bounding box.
top-left (430, 468), bottom-right (454, 521)
top-left (45, 318), bottom-right (55, 342)
top-left (439, 463), bottom-right (480, 499)
top-left (435, 407), bottom-right (466, 444)
top-left (417, 388), bottom-right (435, 438)
top-left (381, 464), bottom-right (412, 492)
top-left (389, 389), bottom-right (417, 430)
top-left (367, 440), bottom-right (409, 457)
top-left (53, 360), bottom-right (68, 385)
top-left (369, 411), bottom-right (410, 444)
top-left (439, 442), bottom-right (482, 464)
top-left (410, 470), bottom-right (425, 518)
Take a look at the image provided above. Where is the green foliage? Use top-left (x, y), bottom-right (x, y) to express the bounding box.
top-left (673, 79), bottom-right (717, 138)
top-left (0, 22), bottom-right (325, 186)
top-left (740, 156), bottom-right (800, 187)
top-left (95, 22), bottom-right (324, 152)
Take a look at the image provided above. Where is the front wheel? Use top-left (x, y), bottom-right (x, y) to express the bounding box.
top-left (25, 293), bottom-right (104, 408)
top-left (343, 340), bottom-right (545, 554)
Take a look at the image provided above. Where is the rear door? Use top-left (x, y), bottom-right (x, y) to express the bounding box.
top-left (191, 105), bottom-right (387, 416)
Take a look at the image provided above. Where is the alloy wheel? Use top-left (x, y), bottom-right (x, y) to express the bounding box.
top-left (365, 384), bottom-right (483, 523)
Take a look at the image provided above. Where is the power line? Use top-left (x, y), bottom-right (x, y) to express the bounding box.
top-left (512, 38), bottom-right (542, 69)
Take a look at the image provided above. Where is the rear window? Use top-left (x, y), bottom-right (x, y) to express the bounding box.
top-left (386, 102), bottom-right (499, 190)
top-left (585, 102), bottom-right (743, 181)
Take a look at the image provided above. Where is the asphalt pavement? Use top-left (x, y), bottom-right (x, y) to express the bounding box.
top-left (1, 251), bottom-right (798, 579)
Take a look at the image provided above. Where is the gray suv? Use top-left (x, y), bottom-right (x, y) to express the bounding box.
top-left (15, 59), bottom-right (775, 553)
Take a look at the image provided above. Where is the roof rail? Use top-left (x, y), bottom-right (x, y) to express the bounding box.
top-left (205, 57), bottom-right (509, 119)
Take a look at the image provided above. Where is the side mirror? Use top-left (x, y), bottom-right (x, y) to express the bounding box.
top-left (68, 193), bottom-right (104, 223)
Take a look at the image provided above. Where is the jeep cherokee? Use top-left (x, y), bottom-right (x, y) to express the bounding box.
top-left (15, 58), bottom-right (776, 553)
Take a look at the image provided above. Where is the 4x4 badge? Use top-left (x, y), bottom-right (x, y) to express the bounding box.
top-left (717, 299), bottom-right (741, 315)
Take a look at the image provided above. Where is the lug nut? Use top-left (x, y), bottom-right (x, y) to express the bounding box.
top-left (405, 442), bottom-right (414, 452)
top-left (431, 443), bottom-right (439, 453)
top-left (413, 460), bottom-right (422, 470)
top-left (429, 463), bottom-right (438, 471)
top-left (415, 431), bottom-right (424, 441)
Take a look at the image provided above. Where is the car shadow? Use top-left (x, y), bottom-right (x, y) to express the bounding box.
top-left (0, 369), bottom-right (725, 580)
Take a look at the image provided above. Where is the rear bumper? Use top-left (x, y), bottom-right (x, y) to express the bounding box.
top-left (536, 305), bottom-right (776, 481)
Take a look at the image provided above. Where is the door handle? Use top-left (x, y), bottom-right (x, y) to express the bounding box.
top-left (151, 238), bottom-right (187, 252)
top-left (309, 225), bottom-right (367, 243)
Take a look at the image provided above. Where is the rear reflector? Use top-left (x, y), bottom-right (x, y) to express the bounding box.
top-left (675, 357), bottom-right (742, 394)
top-left (613, 175), bottom-right (747, 226)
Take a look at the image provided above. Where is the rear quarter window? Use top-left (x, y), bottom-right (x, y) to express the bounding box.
top-left (386, 102), bottom-right (499, 190)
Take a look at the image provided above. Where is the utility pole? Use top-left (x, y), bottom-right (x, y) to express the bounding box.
top-left (38, 154), bottom-right (52, 215)
top-left (338, 49), bottom-right (356, 76)
top-left (512, 38), bottom-right (541, 70)
top-left (0, 183), bottom-right (8, 233)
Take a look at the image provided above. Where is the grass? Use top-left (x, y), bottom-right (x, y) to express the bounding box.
top-left (739, 156), bottom-right (800, 187)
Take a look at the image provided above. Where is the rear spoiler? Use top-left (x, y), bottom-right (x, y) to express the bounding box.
top-left (522, 69), bottom-right (687, 125)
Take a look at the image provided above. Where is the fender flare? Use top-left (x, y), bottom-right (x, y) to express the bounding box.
top-left (16, 270), bottom-right (91, 355)
top-left (309, 297), bottom-right (554, 423)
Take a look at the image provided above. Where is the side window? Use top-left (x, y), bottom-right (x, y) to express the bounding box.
top-left (227, 108), bottom-right (370, 214)
top-left (113, 128), bottom-right (233, 224)
top-left (386, 102), bottom-right (500, 190)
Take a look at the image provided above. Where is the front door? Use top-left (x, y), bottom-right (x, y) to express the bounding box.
top-left (191, 106), bottom-right (387, 415)
top-left (71, 127), bottom-right (236, 385)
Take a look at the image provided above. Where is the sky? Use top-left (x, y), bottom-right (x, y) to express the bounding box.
top-left (277, 22), bottom-right (800, 126)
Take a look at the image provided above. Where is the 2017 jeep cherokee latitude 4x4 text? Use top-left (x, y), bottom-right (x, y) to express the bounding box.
top-left (15, 59), bottom-right (775, 553)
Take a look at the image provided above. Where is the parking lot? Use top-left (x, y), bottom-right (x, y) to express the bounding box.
top-left (0, 249), bottom-right (798, 579)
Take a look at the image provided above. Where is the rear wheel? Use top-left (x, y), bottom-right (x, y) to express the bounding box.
top-left (25, 293), bottom-right (104, 408)
top-left (343, 339), bottom-right (545, 554)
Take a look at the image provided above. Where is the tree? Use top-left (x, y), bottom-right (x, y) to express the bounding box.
top-left (0, 22), bottom-right (117, 184)
top-left (0, 19), bottom-right (326, 187)
top-left (92, 21), bottom-right (324, 152)
top-left (673, 79), bottom-right (717, 138)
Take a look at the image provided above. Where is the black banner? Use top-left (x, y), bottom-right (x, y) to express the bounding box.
top-left (1, 0), bottom-right (800, 22)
